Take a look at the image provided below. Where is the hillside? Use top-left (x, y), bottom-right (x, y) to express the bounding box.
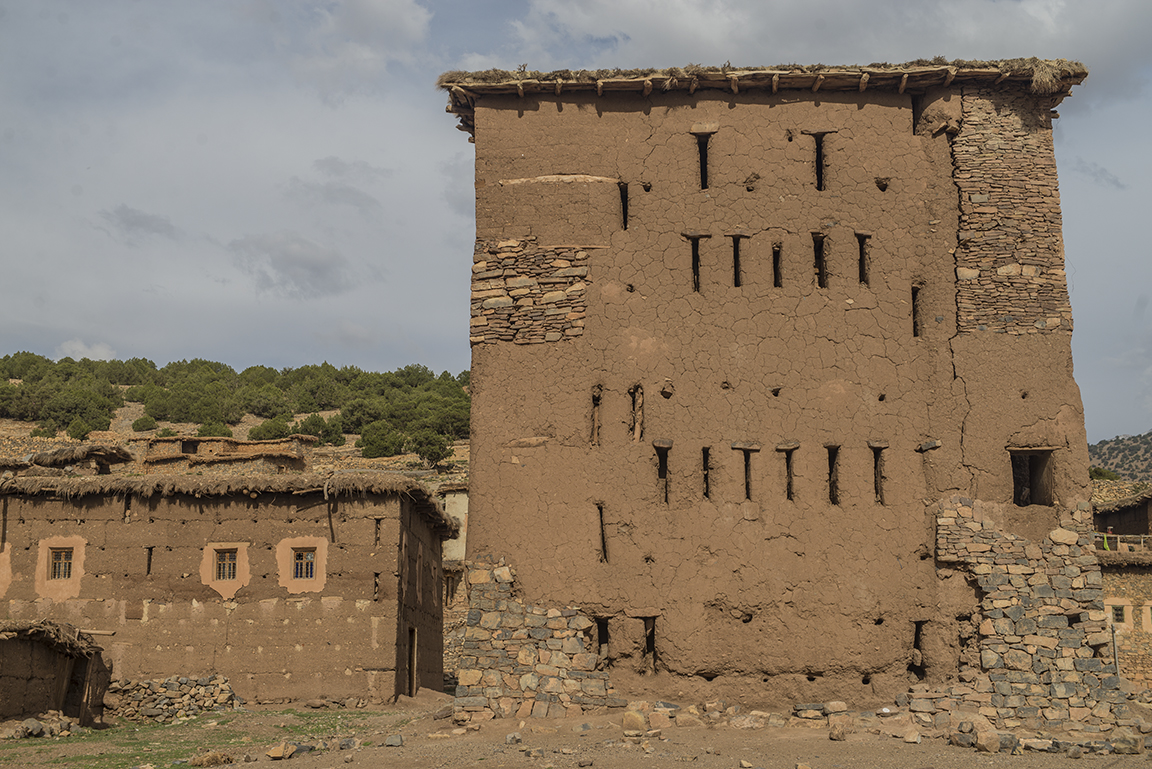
top-left (1089, 429), bottom-right (1152, 480)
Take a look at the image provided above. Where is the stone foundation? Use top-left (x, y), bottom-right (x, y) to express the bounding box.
top-left (930, 495), bottom-right (1136, 731)
top-left (452, 558), bottom-right (624, 721)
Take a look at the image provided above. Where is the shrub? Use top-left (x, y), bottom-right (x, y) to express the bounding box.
top-left (30, 420), bottom-right (59, 438)
top-left (66, 418), bottom-right (91, 440)
top-left (1089, 466), bottom-right (1121, 481)
top-left (132, 415), bottom-right (157, 432)
top-left (407, 428), bottom-right (454, 468)
top-left (197, 422), bottom-right (233, 438)
top-left (156, 427), bottom-right (177, 438)
top-left (248, 416), bottom-right (291, 441)
top-left (357, 421), bottom-right (405, 458)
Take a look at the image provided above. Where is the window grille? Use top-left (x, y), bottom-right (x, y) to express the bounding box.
top-left (216, 549), bottom-right (237, 581)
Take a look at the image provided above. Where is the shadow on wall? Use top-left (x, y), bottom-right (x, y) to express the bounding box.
top-left (0, 620), bottom-right (112, 725)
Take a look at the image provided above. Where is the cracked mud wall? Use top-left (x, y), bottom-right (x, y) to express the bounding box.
top-left (465, 84), bottom-right (1089, 705)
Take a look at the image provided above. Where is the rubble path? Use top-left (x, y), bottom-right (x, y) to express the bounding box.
top-left (2, 691), bottom-right (1151, 769)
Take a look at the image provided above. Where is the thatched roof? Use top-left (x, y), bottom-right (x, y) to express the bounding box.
top-left (0, 620), bottom-right (103, 658)
top-left (1095, 487), bottom-right (1152, 515)
top-left (1096, 550), bottom-right (1152, 569)
top-left (437, 481), bottom-right (469, 494)
top-left (440, 58), bottom-right (1087, 135)
top-left (27, 444), bottom-right (134, 468)
top-left (0, 472), bottom-right (458, 538)
top-left (145, 435), bottom-right (319, 448)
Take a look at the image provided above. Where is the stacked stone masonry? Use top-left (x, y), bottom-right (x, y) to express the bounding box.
top-left (453, 559), bottom-right (624, 721)
top-left (470, 238), bottom-right (591, 346)
top-left (932, 496), bottom-right (1140, 732)
top-left (107, 674), bottom-right (238, 723)
top-left (953, 87), bottom-right (1073, 335)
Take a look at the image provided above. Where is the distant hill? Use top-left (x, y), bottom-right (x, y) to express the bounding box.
top-left (1089, 430), bottom-right (1152, 480)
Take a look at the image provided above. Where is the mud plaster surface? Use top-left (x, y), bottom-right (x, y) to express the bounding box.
top-left (463, 86), bottom-right (1090, 704)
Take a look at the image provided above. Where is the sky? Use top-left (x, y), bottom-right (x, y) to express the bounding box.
top-left (0, 1), bottom-right (1149, 444)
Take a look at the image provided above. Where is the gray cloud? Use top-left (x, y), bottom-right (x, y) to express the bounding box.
top-left (97, 204), bottom-right (182, 244)
top-left (55, 339), bottom-right (117, 361)
top-left (313, 156), bottom-right (394, 182)
top-left (1068, 157), bottom-right (1126, 190)
top-left (284, 177), bottom-right (382, 216)
top-left (228, 232), bottom-right (357, 299)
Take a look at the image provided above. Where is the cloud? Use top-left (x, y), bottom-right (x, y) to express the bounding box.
top-left (97, 204), bottom-right (182, 245)
top-left (284, 177), bottom-right (382, 215)
top-left (289, 0), bottom-right (434, 99)
top-left (313, 156), bottom-right (393, 182)
top-left (228, 231), bottom-right (357, 299)
top-left (55, 339), bottom-right (116, 361)
top-left (1067, 157), bottom-right (1126, 190)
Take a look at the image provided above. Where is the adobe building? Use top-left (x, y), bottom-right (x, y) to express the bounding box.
top-left (439, 61), bottom-right (1127, 727)
top-left (0, 473), bottom-right (457, 704)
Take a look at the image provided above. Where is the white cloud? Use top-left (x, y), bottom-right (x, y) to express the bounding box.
top-left (55, 339), bottom-right (117, 361)
top-left (284, 177), bottom-right (383, 216)
top-left (97, 204), bottom-right (183, 245)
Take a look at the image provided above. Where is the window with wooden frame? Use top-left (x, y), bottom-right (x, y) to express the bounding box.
top-left (293, 548), bottom-right (316, 580)
top-left (49, 548), bottom-right (73, 580)
top-left (215, 549), bottom-right (238, 581)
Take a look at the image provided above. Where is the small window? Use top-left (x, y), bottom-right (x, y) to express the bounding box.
top-left (293, 548), bottom-right (316, 580)
top-left (1113, 605), bottom-right (1126, 623)
top-left (49, 548), bottom-right (73, 580)
top-left (215, 549), bottom-right (238, 581)
top-left (1010, 450), bottom-right (1054, 507)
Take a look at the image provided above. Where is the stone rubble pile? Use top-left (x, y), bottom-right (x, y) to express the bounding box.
top-left (106, 675), bottom-right (241, 723)
top-left (0, 711), bottom-right (84, 740)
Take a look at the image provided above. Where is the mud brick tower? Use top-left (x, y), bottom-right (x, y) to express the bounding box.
top-left (442, 62), bottom-right (1115, 722)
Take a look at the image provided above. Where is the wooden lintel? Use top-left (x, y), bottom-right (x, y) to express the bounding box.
top-left (858, 73), bottom-right (869, 92)
top-left (898, 74), bottom-right (908, 94)
top-left (812, 74), bottom-right (825, 93)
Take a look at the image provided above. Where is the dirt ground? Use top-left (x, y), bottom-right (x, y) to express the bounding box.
top-left (0, 691), bottom-right (1147, 769)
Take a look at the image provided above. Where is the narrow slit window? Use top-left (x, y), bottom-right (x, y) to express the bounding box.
top-left (596, 618), bottom-right (611, 661)
top-left (772, 243), bottom-right (783, 288)
top-left (629, 385), bottom-right (644, 442)
top-left (1113, 605), bottom-right (1127, 623)
top-left (691, 237), bottom-right (701, 292)
top-left (597, 503), bottom-right (608, 563)
top-left (145, 546), bottom-right (154, 576)
top-left (872, 446), bottom-right (886, 505)
top-left (911, 284), bottom-right (922, 337)
top-left (812, 133), bottom-right (827, 191)
top-left (857, 233), bottom-right (871, 285)
top-left (908, 620), bottom-right (927, 680)
top-left (374, 518), bottom-right (383, 547)
top-left (618, 181), bottom-right (629, 230)
top-left (813, 233), bottom-right (827, 288)
top-left (49, 548), bottom-right (73, 580)
top-left (654, 443), bottom-right (671, 504)
top-left (743, 450), bottom-right (752, 500)
top-left (215, 549), bottom-right (237, 581)
top-left (373, 572), bottom-right (381, 601)
top-left (696, 134), bottom-right (710, 189)
top-left (292, 548), bottom-right (316, 580)
top-left (702, 447), bottom-right (711, 499)
top-left (826, 446), bottom-right (840, 505)
top-left (730, 235), bottom-right (745, 288)
top-left (590, 385), bottom-right (602, 446)
top-left (643, 617), bottom-right (658, 674)
top-left (784, 449), bottom-right (795, 500)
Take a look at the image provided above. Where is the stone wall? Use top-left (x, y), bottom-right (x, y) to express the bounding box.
top-left (470, 238), bottom-right (590, 346)
top-left (453, 559), bottom-right (625, 721)
top-left (952, 87), bottom-right (1073, 335)
top-left (107, 674), bottom-right (238, 723)
top-left (932, 496), bottom-right (1134, 732)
